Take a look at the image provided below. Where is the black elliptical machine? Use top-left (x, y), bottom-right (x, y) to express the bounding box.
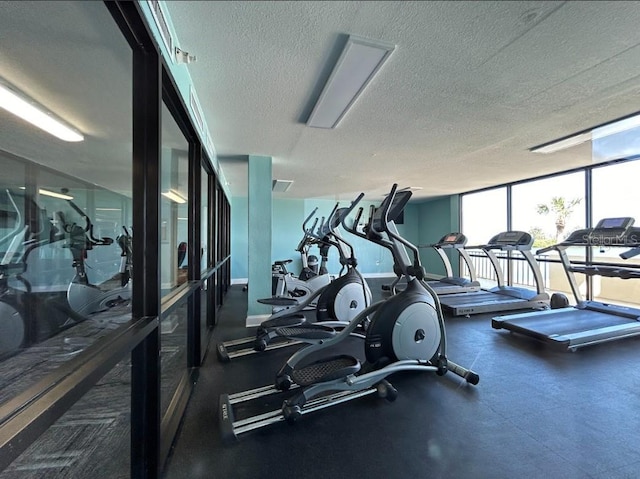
top-left (216, 196), bottom-right (372, 362)
top-left (219, 185), bottom-right (479, 439)
top-left (62, 197), bottom-right (132, 317)
top-left (267, 208), bottom-right (332, 302)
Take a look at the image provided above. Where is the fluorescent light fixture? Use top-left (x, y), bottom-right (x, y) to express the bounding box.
top-left (38, 188), bottom-right (74, 200)
top-left (532, 113), bottom-right (640, 154)
top-left (307, 35), bottom-right (395, 129)
top-left (162, 189), bottom-right (187, 203)
top-left (530, 132), bottom-right (592, 154)
top-left (272, 179), bottom-right (294, 193)
top-left (592, 113), bottom-right (640, 140)
top-left (0, 81), bottom-right (84, 142)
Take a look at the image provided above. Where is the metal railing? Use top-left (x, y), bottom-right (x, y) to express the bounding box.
top-left (464, 251), bottom-right (550, 288)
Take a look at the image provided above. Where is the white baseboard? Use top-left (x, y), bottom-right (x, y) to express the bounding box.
top-left (246, 314), bottom-right (271, 327)
top-left (232, 273), bottom-right (394, 285)
top-left (361, 272), bottom-right (396, 278)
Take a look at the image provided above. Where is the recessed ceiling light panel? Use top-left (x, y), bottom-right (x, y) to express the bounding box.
top-left (307, 35), bottom-right (395, 129)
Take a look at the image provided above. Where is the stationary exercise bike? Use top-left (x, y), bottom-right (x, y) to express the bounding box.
top-left (219, 184), bottom-right (479, 438)
top-left (216, 198), bottom-right (372, 362)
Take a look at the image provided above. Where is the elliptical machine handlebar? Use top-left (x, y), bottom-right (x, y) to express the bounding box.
top-left (1, 189), bottom-right (23, 245)
top-left (63, 195), bottom-right (114, 246)
top-left (341, 206), bottom-right (364, 237)
top-left (327, 193), bottom-right (365, 266)
top-left (301, 207), bottom-right (319, 234)
top-left (296, 216), bottom-right (319, 253)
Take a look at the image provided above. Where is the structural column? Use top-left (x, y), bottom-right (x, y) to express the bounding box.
top-left (247, 155), bottom-right (272, 324)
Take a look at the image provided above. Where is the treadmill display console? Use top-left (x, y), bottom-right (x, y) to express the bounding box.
top-left (595, 217), bottom-right (634, 229)
top-left (487, 231), bottom-right (533, 248)
top-left (440, 233), bottom-right (466, 245)
top-left (590, 217), bottom-right (635, 246)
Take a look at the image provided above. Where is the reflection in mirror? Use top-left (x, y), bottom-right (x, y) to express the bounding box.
top-left (0, 1), bottom-right (134, 474)
top-left (159, 101), bottom-right (190, 420)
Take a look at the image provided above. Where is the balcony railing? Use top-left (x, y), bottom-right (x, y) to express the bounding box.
top-left (463, 251), bottom-right (550, 289)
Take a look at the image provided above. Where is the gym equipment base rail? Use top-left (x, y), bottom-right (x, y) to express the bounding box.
top-left (220, 384), bottom-right (376, 441)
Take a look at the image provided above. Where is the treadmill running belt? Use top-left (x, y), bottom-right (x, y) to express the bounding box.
top-left (499, 310), bottom-right (637, 337)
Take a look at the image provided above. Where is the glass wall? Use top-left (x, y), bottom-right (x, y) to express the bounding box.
top-left (159, 101), bottom-right (190, 419)
top-left (0, 2), bottom-right (231, 477)
top-left (0, 0), bottom-right (134, 474)
top-left (0, 357), bottom-right (132, 479)
top-left (200, 165), bottom-right (211, 355)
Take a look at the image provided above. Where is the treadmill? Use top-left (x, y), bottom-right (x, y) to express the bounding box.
top-left (423, 232), bottom-right (482, 295)
top-left (492, 217), bottom-right (640, 351)
top-left (382, 232), bottom-right (481, 295)
top-left (439, 231), bottom-right (550, 316)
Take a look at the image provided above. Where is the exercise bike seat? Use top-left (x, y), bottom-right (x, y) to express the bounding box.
top-left (257, 296), bottom-right (299, 306)
top-left (290, 355), bottom-right (361, 386)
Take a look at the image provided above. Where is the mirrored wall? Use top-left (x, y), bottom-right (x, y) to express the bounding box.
top-left (0, 1), bottom-right (231, 478)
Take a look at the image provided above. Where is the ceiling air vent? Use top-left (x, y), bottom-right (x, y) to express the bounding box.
top-left (190, 86), bottom-right (204, 134)
top-left (272, 180), bottom-right (294, 193)
top-left (147, 1), bottom-right (174, 61)
top-left (205, 133), bottom-right (216, 159)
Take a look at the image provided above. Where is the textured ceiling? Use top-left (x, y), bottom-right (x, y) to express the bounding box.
top-left (167, 0), bottom-right (640, 201)
top-left (0, 1), bottom-right (134, 195)
top-left (1, 2), bottom-right (640, 204)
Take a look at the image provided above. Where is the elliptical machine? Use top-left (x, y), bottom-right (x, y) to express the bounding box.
top-left (0, 189), bottom-right (86, 356)
top-left (269, 207), bottom-right (332, 301)
top-left (62, 198), bottom-right (132, 317)
top-left (216, 197), bottom-right (372, 362)
top-left (218, 184), bottom-right (479, 439)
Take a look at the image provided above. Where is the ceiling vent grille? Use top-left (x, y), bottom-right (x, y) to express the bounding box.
top-left (147, 1), bottom-right (174, 62)
top-left (272, 180), bottom-right (294, 193)
top-left (190, 86), bottom-right (204, 134)
top-left (205, 133), bottom-right (216, 159)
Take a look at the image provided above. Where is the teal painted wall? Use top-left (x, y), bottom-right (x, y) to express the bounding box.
top-left (247, 156), bottom-right (272, 316)
top-left (303, 198), bottom-right (395, 276)
top-left (272, 199), bottom-right (306, 273)
top-left (231, 196), bottom-right (248, 279)
top-left (231, 196), bottom-right (444, 280)
top-left (417, 196), bottom-right (461, 276)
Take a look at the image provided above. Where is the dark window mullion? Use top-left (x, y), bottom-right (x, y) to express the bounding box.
top-left (130, 30), bottom-right (162, 479)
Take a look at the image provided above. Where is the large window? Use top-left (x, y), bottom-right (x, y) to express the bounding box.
top-left (460, 157), bottom-right (640, 308)
top-left (590, 160), bottom-right (640, 306)
top-left (511, 172), bottom-right (586, 301)
top-left (460, 187), bottom-right (507, 287)
top-left (461, 187), bottom-right (507, 245)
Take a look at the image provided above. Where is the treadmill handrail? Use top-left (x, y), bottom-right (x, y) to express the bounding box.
top-left (621, 247), bottom-right (640, 260)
